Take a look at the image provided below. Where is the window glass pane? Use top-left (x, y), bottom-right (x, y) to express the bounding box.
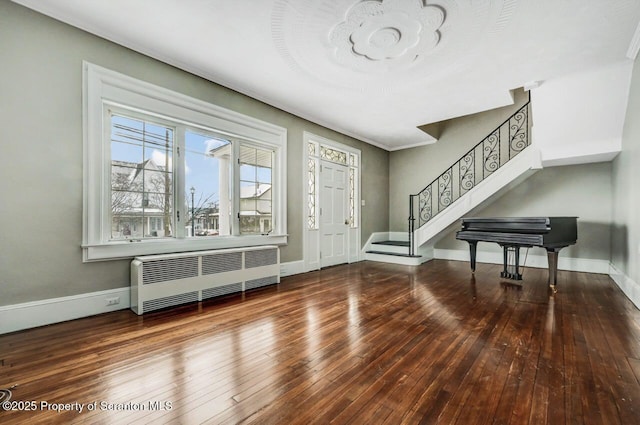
top-left (257, 167), bottom-right (271, 184)
top-left (239, 145), bottom-right (273, 234)
top-left (185, 131), bottom-right (231, 237)
top-left (256, 149), bottom-right (272, 168)
top-left (110, 114), bottom-right (174, 240)
top-left (240, 164), bottom-right (256, 181)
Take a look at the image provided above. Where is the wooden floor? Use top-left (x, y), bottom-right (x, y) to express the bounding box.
top-left (1, 260), bottom-right (640, 424)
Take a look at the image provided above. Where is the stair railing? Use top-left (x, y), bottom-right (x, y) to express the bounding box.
top-left (408, 99), bottom-right (531, 256)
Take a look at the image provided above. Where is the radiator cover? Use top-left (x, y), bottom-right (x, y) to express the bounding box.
top-left (130, 245), bottom-right (279, 314)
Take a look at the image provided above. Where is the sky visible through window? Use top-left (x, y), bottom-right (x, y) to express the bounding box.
top-left (110, 115), bottom-right (229, 209)
top-left (184, 131), bottom-right (228, 210)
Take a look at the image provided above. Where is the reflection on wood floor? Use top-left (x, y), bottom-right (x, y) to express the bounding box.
top-left (1, 259), bottom-right (640, 424)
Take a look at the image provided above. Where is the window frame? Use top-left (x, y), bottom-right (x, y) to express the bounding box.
top-left (82, 62), bottom-right (287, 262)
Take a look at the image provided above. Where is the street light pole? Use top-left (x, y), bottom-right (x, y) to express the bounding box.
top-left (190, 186), bottom-right (195, 237)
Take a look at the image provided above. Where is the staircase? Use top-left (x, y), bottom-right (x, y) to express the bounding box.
top-left (365, 99), bottom-right (540, 265)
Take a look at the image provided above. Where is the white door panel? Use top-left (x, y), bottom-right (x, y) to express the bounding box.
top-left (320, 160), bottom-right (348, 268)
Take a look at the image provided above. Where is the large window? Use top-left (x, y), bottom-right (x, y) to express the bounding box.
top-left (83, 63), bottom-right (287, 261)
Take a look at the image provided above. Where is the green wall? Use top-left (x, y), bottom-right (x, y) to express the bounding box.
top-left (0, 1), bottom-right (389, 305)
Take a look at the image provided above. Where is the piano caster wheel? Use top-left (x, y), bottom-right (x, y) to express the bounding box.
top-left (549, 284), bottom-right (557, 294)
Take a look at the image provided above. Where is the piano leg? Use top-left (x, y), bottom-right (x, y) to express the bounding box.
top-left (500, 245), bottom-right (509, 278)
top-left (500, 245), bottom-right (523, 280)
top-left (546, 248), bottom-right (560, 293)
top-left (468, 241), bottom-right (477, 273)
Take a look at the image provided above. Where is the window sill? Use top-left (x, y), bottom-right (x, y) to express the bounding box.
top-left (82, 234), bottom-right (288, 262)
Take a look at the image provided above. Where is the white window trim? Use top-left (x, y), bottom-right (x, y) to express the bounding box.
top-left (82, 62), bottom-right (287, 262)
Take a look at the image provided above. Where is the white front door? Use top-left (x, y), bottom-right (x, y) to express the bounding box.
top-left (320, 160), bottom-right (349, 268)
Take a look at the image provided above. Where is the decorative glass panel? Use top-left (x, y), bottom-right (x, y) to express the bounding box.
top-left (349, 153), bottom-right (358, 167)
top-left (308, 141), bottom-right (317, 157)
top-left (320, 146), bottom-right (347, 164)
top-left (349, 167), bottom-right (355, 228)
top-left (308, 158), bottom-right (317, 229)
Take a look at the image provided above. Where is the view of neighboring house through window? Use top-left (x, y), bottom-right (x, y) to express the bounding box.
top-left (110, 115), bottom-right (174, 240)
top-left (239, 145), bottom-right (273, 234)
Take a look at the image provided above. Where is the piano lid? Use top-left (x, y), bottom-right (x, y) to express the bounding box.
top-left (459, 217), bottom-right (578, 235)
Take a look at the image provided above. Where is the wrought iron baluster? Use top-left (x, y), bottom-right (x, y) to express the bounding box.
top-left (508, 104), bottom-right (529, 159)
top-left (438, 168), bottom-right (453, 211)
top-left (459, 149), bottom-right (475, 195)
top-left (418, 185), bottom-right (432, 227)
top-left (483, 129), bottom-right (500, 178)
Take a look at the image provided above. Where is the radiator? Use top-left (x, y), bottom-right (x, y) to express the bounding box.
top-left (130, 245), bottom-right (279, 315)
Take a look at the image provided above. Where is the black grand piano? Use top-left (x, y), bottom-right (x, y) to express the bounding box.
top-left (456, 217), bottom-right (577, 291)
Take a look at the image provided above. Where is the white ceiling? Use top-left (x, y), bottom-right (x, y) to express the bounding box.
top-left (14, 0), bottom-right (640, 151)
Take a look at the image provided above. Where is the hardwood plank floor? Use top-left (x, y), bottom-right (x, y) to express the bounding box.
top-left (1, 259), bottom-right (640, 424)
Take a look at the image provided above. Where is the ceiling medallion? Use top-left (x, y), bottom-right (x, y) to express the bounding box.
top-left (272, 0), bottom-right (518, 91)
top-left (329, 0), bottom-right (445, 71)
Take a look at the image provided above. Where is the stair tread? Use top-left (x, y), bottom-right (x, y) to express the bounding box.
top-left (371, 240), bottom-right (410, 247)
top-left (366, 250), bottom-right (421, 258)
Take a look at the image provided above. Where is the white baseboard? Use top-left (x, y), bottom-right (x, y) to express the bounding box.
top-left (280, 260), bottom-right (305, 277)
top-left (434, 248), bottom-right (611, 274)
top-left (2, 262), bottom-right (305, 335)
top-left (609, 263), bottom-right (640, 310)
top-left (0, 287), bottom-right (131, 335)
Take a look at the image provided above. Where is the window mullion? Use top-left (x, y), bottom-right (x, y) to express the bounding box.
top-left (232, 142), bottom-right (240, 236)
top-left (175, 126), bottom-right (186, 238)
